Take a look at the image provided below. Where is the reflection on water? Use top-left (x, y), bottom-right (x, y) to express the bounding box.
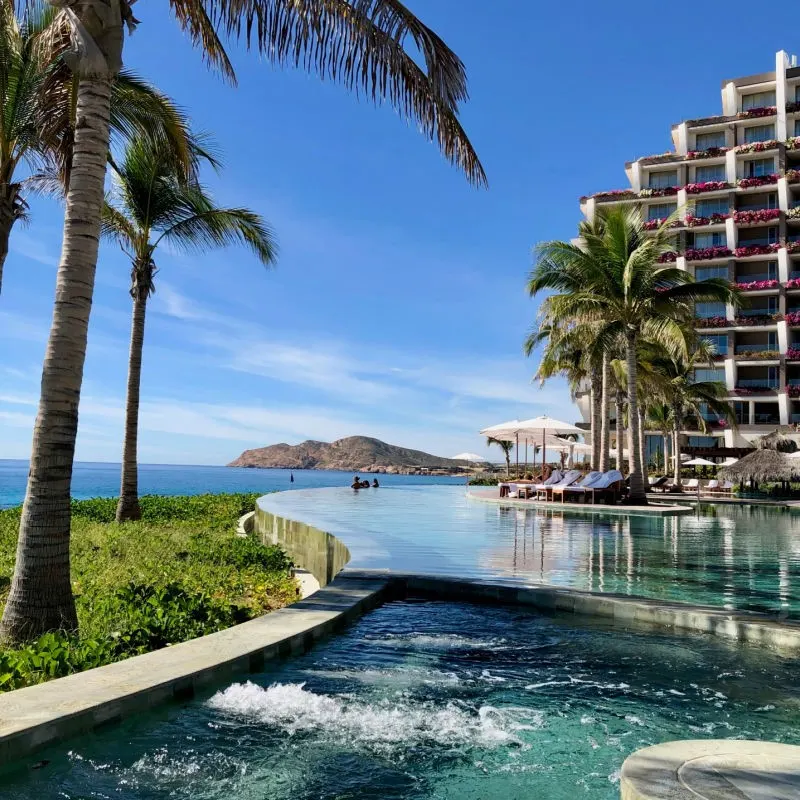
top-left (263, 487), bottom-right (800, 617)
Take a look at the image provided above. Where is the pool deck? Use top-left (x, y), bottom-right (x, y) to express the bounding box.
top-left (467, 488), bottom-right (693, 516)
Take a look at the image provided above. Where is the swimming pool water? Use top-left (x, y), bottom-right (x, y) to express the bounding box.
top-left (5, 601), bottom-right (798, 799)
top-left (262, 486), bottom-right (800, 617)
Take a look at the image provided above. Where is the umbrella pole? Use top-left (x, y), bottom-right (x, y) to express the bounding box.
top-left (516, 433), bottom-right (519, 477)
top-left (542, 429), bottom-right (545, 480)
top-left (525, 441), bottom-right (528, 475)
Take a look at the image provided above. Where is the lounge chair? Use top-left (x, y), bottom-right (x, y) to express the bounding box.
top-left (684, 478), bottom-right (700, 492)
top-left (552, 471), bottom-right (604, 503)
top-left (703, 479), bottom-right (720, 495)
top-left (588, 470), bottom-right (625, 504)
top-left (648, 476), bottom-right (669, 492)
top-left (536, 470), bottom-right (581, 501)
top-left (719, 480), bottom-right (734, 496)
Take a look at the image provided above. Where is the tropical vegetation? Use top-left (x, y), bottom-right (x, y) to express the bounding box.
top-left (526, 206), bottom-right (739, 503)
top-left (487, 437), bottom-right (514, 476)
top-left (0, 494), bottom-right (295, 689)
top-left (1, 0), bottom-right (485, 643)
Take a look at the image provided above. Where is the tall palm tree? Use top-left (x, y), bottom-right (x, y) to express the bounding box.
top-left (103, 136), bottom-right (277, 522)
top-left (2, 2), bottom-right (485, 641)
top-left (0, 1), bottom-right (192, 296)
top-left (529, 206), bottom-right (738, 503)
top-left (487, 437), bottom-right (513, 477)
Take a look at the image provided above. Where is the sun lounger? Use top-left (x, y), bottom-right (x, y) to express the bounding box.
top-left (649, 476), bottom-right (669, 492)
top-left (720, 480), bottom-right (734, 495)
top-left (684, 478), bottom-right (700, 492)
top-left (703, 479), bottom-right (720, 494)
top-left (552, 471), bottom-right (603, 503)
top-left (535, 470), bottom-right (581, 501)
top-left (588, 470), bottom-right (625, 504)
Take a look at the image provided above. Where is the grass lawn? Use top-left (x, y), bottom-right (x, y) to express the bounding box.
top-left (0, 493), bottom-right (296, 690)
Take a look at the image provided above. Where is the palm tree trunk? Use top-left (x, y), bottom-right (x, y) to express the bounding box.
top-left (116, 290), bottom-right (147, 522)
top-left (590, 367), bottom-right (602, 471)
top-left (638, 405), bottom-right (647, 480)
top-left (0, 78), bottom-right (114, 643)
top-left (599, 354), bottom-right (610, 471)
top-left (672, 402), bottom-right (683, 488)
top-left (615, 390), bottom-right (624, 471)
top-left (0, 186), bottom-right (18, 298)
top-left (662, 430), bottom-right (670, 476)
top-left (625, 331), bottom-right (646, 503)
top-left (505, 450), bottom-right (510, 477)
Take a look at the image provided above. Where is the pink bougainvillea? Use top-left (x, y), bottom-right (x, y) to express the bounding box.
top-left (786, 348), bottom-right (800, 360)
top-left (639, 186), bottom-right (679, 198)
top-left (786, 137), bottom-right (800, 151)
top-left (734, 279), bottom-right (779, 290)
top-left (734, 244), bottom-right (780, 257)
top-left (686, 213), bottom-right (729, 227)
top-left (733, 209), bottom-right (781, 225)
top-left (786, 241), bottom-right (800, 253)
top-left (788, 385), bottom-right (800, 398)
top-left (786, 311), bottom-right (800, 326)
top-left (786, 278), bottom-right (800, 290)
top-left (737, 106), bottom-right (777, 119)
top-left (686, 147), bottom-right (728, 160)
top-left (685, 181), bottom-right (730, 194)
top-left (658, 251), bottom-right (678, 263)
top-left (737, 174), bottom-right (779, 189)
top-left (695, 316), bottom-right (729, 327)
top-left (786, 169), bottom-right (800, 183)
top-left (593, 189), bottom-right (637, 201)
top-left (733, 313), bottom-right (783, 325)
top-left (734, 140), bottom-right (778, 154)
top-left (685, 246), bottom-right (732, 261)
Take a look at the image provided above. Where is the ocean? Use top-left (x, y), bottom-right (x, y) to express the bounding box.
top-left (0, 460), bottom-right (466, 509)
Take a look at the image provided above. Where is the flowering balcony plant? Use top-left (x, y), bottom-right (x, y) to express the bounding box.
top-left (734, 279), bottom-right (779, 291)
top-left (658, 251), bottom-right (678, 263)
top-left (786, 137), bottom-right (800, 151)
top-left (734, 244), bottom-right (779, 257)
top-left (737, 106), bottom-right (777, 119)
top-left (786, 311), bottom-right (800, 325)
top-left (735, 140), bottom-right (778, 154)
top-left (643, 218), bottom-right (683, 230)
top-left (788, 385), bottom-right (800, 398)
top-left (685, 180), bottom-right (730, 194)
top-left (733, 313), bottom-right (783, 325)
top-left (737, 174), bottom-right (779, 189)
top-left (786, 348), bottom-right (800, 360)
top-left (687, 147), bottom-right (728, 160)
top-left (734, 385), bottom-right (775, 395)
top-left (786, 278), bottom-right (800, 290)
top-left (593, 189), bottom-right (637, 201)
top-left (695, 316), bottom-right (729, 328)
top-left (787, 207), bottom-right (800, 220)
top-left (787, 102), bottom-right (800, 114)
top-left (734, 349), bottom-right (780, 359)
top-left (686, 212), bottom-right (729, 227)
top-left (733, 209), bottom-right (781, 225)
top-left (787, 241), bottom-right (800, 253)
top-left (685, 246), bottom-right (731, 260)
top-left (786, 169), bottom-right (800, 183)
top-left (639, 186), bottom-right (679, 198)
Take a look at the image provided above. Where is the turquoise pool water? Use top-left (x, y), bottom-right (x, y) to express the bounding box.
top-left (262, 486), bottom-right (800, 617)
top-left (5, 600), bottom-right (799, 799)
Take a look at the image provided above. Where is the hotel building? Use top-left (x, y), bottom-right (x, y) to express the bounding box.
top-left (578, 51), bottom-right (800, 458)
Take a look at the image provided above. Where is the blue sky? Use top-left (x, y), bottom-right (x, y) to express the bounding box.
top-left (0, 1), bottom-right (793, 464)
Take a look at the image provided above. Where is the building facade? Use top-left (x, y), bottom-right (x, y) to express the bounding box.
top-left (578, 51), bottom-right (800, 456)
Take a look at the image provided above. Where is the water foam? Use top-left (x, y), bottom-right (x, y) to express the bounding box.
top-left (207, 681), bottom-right (542, 754)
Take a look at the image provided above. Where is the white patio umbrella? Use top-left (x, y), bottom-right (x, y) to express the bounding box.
top-left (451, 452), bottom-right (486, 462)
top-left (683, 457), bottom-right (717, 467)
top-left (722, 456), bottom-right (739, 466)
top-left (480, 419), bottom-right (526, 473)
top-left (514, 416), bottom-right (583, 478)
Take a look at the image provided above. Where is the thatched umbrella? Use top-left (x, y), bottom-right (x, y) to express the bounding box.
top-left (757, 429), bottom-right (798, 453)
top-left (719, 448), bottom-right (798, 484)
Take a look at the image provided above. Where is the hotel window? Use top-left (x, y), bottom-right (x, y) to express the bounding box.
top-left (738, 192), bottom-right (777, 210)
top-left (744, 157), bottom-right (774, 178)
top-left (647, 202), bottom-right (676, 221)
top-left (695, 131), bottom-right (726, 150)
top-left (795, 85), bottom-right (800, 102)
top-left (700, 334), bottom-right (728, 356)
top-left (743, 124), bottom-right (775, 143)
top-left (695, 198), bottom-right (728, 217)
top-left (687, 436), bottom-right (720, 447)
top-left (648, 170), bottom-right (678, 188)
top-left (696, 265), bottom-right (728, 280)
top-left (693, 367), bottom-right (725, 382)
top-left (695, 163), bottom-right (726, 182)
top-left (741, 90), bottom-right (776, 110)
top-left (693, 231), bottom-right (726, 248)
top-left (695, 303), bottom-right (726, 320)
top-left (795, 118), bottom-right (800, 137)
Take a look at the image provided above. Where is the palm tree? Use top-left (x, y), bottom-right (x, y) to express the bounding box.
top-left (0, 1), bottom-right (192, 297)
top-left (103, 136), bottom-right (276, 522)
top-left (529, 206), bottom-right (738, 503)
top-left (647, 403), bottom-right (673, 475)
top-left (487, 437), bottom-right (513, 476)
top-left (1, 3), bottom-right (485, 641)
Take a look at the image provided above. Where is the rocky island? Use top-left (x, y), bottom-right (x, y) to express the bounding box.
top-left (227, 436), bottom-right (474, 474)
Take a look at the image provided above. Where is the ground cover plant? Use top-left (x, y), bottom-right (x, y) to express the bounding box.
top-left (0, 493), bottom-right (294, 689)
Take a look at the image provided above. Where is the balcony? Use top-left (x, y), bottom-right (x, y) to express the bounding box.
top-left (734, 243), bottom-right (780, 258)
top-left (733, 311), bottom-right (781, 326)
top-left (735, 380), bottom-right (778, 393)
top-left (734, 278), bottom-right (779, 291)
top-left (685, 181), bottom-right (731, 195)
top-left (737, 174), bottom-right (779, 189)
top-left (685, 246), bottom-right (732, 261)
top-left (686, 213), bottom-right (728, 227)
top-left (733, 209), bottom-right (781, 225)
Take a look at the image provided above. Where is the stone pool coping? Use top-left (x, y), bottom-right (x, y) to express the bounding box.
top-left (468, 488), bottom-right (693, 516)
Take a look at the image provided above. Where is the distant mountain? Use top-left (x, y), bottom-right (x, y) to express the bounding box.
top-left (227, 436), bottom-right (474, 472)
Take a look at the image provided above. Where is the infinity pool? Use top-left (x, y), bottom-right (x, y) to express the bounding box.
top-left (5, 601), bottom-right (798, 799)
top-left (262, 486), bottom-right (800, 617)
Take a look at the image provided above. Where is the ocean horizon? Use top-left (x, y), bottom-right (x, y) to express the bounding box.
top-left (0, 459), bottom-right (465, 509)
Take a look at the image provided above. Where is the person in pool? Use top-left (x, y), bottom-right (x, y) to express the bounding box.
top-left (372, 478), bottom-right (379, 488)
top-left (351, 475), bottom-right (361, 490)
top-left (360, 479), bottom-right (370, 488)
